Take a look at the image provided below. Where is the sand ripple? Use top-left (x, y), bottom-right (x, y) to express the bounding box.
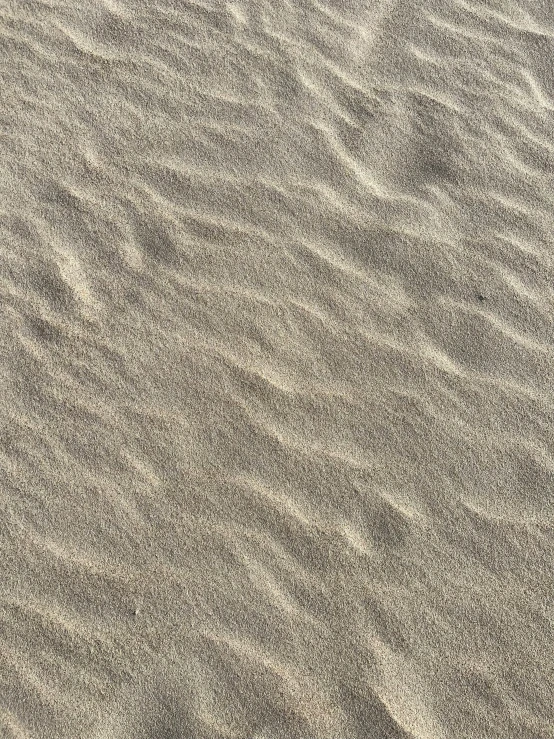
top-left (1, 0), bottom-right (553, 737)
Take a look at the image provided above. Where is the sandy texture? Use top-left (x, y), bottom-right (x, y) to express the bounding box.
top-left (1, 0), bottom-right (553, 737)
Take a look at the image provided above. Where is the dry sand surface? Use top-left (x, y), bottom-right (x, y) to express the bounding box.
top-left (1, 0), bottom-right (554, 737)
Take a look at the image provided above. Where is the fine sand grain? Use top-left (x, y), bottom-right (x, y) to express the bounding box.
top-left (1, 1), bottom-right (553, 737)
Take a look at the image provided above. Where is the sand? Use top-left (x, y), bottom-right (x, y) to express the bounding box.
top-left (1, 0), bottom-right (553, 737)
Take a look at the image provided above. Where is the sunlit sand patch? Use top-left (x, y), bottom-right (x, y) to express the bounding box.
top-left (226, 2), bottom-right (247, 26)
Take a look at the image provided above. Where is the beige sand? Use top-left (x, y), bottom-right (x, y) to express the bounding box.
top-left (1, 0), bottom-right (553, 737)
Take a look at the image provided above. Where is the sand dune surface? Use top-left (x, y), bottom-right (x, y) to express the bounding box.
top-left (1, 0), bottom-right (553, 737)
